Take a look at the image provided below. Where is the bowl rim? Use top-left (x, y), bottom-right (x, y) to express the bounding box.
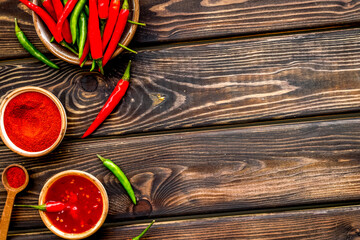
top-left (39, 170), bottom-right (109, 240)
top-left (32, 0), bottom-right (140, 66)
top-left (0, 86), bottom-right (67, 158)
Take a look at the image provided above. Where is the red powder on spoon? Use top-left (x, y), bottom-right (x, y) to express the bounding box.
top-left (4, 92), bottom-right (62, 152)
top-left (6, 166), bottom-right (26, 188)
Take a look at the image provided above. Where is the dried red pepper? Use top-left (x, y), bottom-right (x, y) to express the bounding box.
top-left (19, 0), bottom-right (63, 43)
top-left (82, 61), bottom-right (131, 138)
top-left (88, 0), bottom-right (104, 74)
top-left (102, 0), bottom-right (129, 67)
top-left (102, 0), bottom-right (120, 51)
top-left (98, 0), bottom-right (109, 19)
top-left (56, 0), bottom-right (78, 43)
top-left (52, 0), bottom-right (72, 43)
top-left (41, 0), bottom-right (57, 20)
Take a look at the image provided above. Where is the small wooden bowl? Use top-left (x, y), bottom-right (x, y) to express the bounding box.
top-left (0, 86), bottom-right (67, 158)
top-left (39, 170), bottom-right (109, 239)
top-left (32, 0), bottom-right (140, 66)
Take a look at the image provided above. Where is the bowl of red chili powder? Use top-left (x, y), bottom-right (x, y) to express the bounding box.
top-left (39, 170), bottom-right (109, 239)
top-left (0, 86), bottom-right (67, 157)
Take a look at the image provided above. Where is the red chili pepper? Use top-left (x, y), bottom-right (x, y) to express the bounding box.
top-left (56, 0), bottom-right (78, 44)
top-left (52, 0), bottom-right (72, 43)
top-left (102, 0), bottom-right (120, 51)
top-left (18, 0), bottom-right (63, 43)
top-left (41, 0), bottom-right (57, 20)
top-left (82, 61), bottom-right (131, 138)
top-left (88, 0), bottom-right (104, 74)
top-left (102, 0), bottom-right (129, 67)
top-left (98, 0), bottom-right (109, 19)
top-left (79, 36), bottom-right (90, 66)
top-left (15, 201), bottom-right (66, 212)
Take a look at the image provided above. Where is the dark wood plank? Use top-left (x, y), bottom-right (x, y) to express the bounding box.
top-left (2, 118), bottom-right (360, 230)
top-left (2, 28), bottom-right (360, 138)
top-left (4, 0), bottom-right (360, 59)
top-left (8, 205), bottom-right (360, 239)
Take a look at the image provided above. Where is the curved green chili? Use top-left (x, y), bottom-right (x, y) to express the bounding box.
top-left (15, 19), bottom-right (59, 69)
top-left (97, 154), bottom-right (136, 205)
top-left (70, 0), bottom-right (87, 44)
top-left (78, 12), bottom-right (87, 53)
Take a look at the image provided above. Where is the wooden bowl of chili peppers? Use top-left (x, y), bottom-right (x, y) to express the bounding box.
top-left (26, 0), bottom-right (139, 70)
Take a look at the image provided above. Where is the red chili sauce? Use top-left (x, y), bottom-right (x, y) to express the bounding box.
top-left (4, 92), bottom-right (61, 152)
top-left (45, 175), bottom-right (103, 234)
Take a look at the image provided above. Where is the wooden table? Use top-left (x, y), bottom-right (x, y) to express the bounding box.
top-left (1, 0), bottom-right (360, 239)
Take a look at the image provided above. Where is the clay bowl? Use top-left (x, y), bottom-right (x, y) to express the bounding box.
top-left (0, 86), bottom-right (67, 158)
top-left (39, 170), bottom-right (109, 239)
top-left (32, 0), bottom-right (139, 66)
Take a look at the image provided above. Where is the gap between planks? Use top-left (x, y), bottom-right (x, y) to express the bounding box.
top-left (1, 22), bottom-right (360, 64)
top-left (7, 201), bottom-right (360, 236)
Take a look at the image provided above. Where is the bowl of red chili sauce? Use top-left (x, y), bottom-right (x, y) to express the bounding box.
top-left (39, 170), bottom-right (109, 239)
top-left (0, 86), bottom-right (67, 157)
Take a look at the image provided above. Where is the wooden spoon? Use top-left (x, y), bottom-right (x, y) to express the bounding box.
top-left (0, 164), bottom-right (29, 240)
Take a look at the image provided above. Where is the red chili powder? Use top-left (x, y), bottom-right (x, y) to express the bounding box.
top-left (6, 166), bottom-right (26, 188)
top-left (4, 92), bottom-right (62, 152)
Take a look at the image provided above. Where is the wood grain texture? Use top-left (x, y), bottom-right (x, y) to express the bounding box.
top-left (4, 0), bottom-right (360, 59)
top-left (1, 28), bottom-right (360, 138)
top-left (8, 206), bottom-right (360, 239)
top-left (1, 118), bottom-right (360, 230)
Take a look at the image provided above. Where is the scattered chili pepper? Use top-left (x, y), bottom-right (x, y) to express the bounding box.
top-left (88, 0), bottom-right (104, 74)
top-left (132, 220), bottom-right (155, 240)
top-left (97, 154), bottom-right (136, 205)
top-left (19, 0), bottom-right (63, 43)
top-left (102, 0), bottom-right (120, 51)
top-left (127, 20), bottom-right (146, 26)
top-left (77, 11), bottom-right (87, 57)
top-left (70, 0), bottom-right (87, 44)
top-left (15, 19), bottom-right (59, 69)
top-left (98, 0), bottom-right (109, 19)
top-left (57, 0), bottom-right (78, 43)
top-left (102, 0), bottom-right (129, 67)
top-left (118, 43), bottom-right (137, 54)
top-left (82, 60), bottom-right (131, 138)
top-left (15, 201), bottom-right (66, 212)
top-left (79, 34), bottom-right (90, 65)
top-left (41, 0), bottom-right (57, 20)
top-left (52, 0), bottom-right (72, 43)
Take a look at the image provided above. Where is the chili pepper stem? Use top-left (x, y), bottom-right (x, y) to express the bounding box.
top-left (122, 60), bottom-right (131, 81)
top-left (97, 154), bottom-right (107, 163)
top-left (14, 204), bottom-right (46, 211)
top-left (96, 59), bottom-right (105, 74)
top-left (132, 220), bottom-right (155, 240)
top-left (60, 41), bottom-right (78, 55)
top-left (118, 44), bottom-right (137, 54)
top-left (127, 20), bottom-right (146, 26)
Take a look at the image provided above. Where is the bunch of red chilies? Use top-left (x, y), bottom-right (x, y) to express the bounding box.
top-left (19, 0), bottom-right (132, 74)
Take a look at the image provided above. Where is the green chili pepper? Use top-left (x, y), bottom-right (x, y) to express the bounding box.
top-left (84, 4), bottom-right (89, 16)
top-left (70, 0), bottom-right (87, 44)
top-left (50, 36), bottom-right (55, 43)
top-left (78, 11), bottom-right (87, 58)
top-left (97, 155), bottom-right (137, 205)
top-left (132, 220), bottom-right (155, 240)
top-left (14, 18), bottom-right (59, 69)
